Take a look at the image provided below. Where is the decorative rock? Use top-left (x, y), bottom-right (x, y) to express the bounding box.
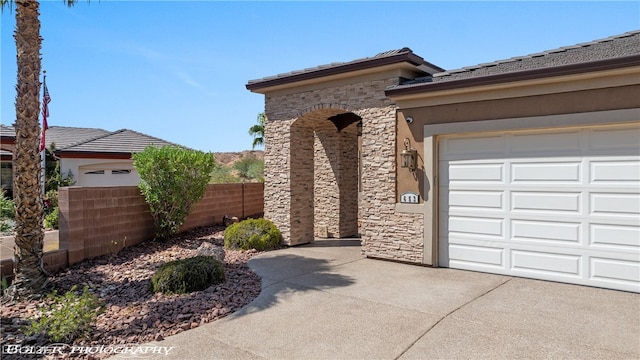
top-left (195, 242), bottom-right (225, 262)
top-left (0, 225), bottom-right (261, 360)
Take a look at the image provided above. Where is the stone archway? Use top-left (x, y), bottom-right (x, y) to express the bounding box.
top-left (280, 106), bottom-right (360, 245)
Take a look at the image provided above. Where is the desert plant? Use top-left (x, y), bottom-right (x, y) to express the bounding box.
top-left (149, 256), bottom-right (225, 294)
top-left (24, 285), bottom-right (104, 343)
top-left (0, 191), bottom-right (15, 219)
top-left (210, 164), bottom-right (241, 184)
top-left (44, 189), bottom-right (58, 210)
top-left (233, 156), bottom-right (264, 182)
top-left (0, 191), bottom-right (15, 235)
top-left (1, 276), bottom-right (9, 293)
top-left (248, 112), bottom-right (265, 149)
top-left (133, 146), bottom-right (216, 240)
top-left (224, 218), bottom-right (281, 251)
top-left (44, 207), bottom-right (59, 229)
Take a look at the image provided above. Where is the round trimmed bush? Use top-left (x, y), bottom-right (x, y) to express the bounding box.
top-left (149, 256), bottom-right (225, 294)
top-left (224, 218), bottom-right (281, 251)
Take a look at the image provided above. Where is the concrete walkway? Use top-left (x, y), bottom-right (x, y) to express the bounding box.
top-left (0, 230), bottom-right (59, 261)
top-left (117, 239), bottom-right (640, 359)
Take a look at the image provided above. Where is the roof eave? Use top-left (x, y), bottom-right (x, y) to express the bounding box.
top-left (385, 54), bottom-right (640, 98)
top-left (246, 52), bottom-right (441, 92)
top-left (55, 151), bottom-right (133, 159)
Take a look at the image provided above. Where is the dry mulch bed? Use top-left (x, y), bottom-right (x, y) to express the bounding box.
top-left (0, 225), bottom-right (263, 359)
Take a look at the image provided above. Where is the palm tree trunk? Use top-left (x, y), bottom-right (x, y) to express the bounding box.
top-left (6, 0), bottom-right (48, 299)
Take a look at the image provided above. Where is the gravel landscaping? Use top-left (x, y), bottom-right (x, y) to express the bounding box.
top-left (0, 225), bottom-right (263, 359)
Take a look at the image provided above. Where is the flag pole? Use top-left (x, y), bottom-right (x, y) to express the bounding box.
top-left (40, 70), bottom-right (47, 198)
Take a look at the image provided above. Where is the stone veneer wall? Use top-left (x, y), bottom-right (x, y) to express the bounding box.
top-left (262, 77), bottom-right (424, 263)
top-left (359, 106), bottom-right (424, 263)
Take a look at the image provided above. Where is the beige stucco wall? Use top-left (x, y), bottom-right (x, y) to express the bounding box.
top-left (392, 68), bottom-right (640, 266)
top-left (61, 158), bottom-right (139, 187)
top-left (395, 81), bottom-right (640, 206)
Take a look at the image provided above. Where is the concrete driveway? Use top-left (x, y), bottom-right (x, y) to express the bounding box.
top-left (118, 239), bottom-right (640, 359)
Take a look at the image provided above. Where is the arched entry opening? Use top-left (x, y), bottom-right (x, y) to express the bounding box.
top-left (288, 107), bottom-right (360, 245)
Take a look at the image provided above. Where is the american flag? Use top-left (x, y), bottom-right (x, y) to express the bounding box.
top-left (39, 79), bottom-right (51, 152)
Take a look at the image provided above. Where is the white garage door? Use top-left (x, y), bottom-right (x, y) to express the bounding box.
top-left (439, 123), bottom-right (640, 292)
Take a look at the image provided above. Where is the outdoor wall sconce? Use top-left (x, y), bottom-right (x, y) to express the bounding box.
top-left (401, 138), bottom-right (417, 171)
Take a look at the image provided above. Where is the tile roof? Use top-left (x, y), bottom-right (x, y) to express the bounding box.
top-left (57, 129), bottom-right (181, 154)
top-left (389, 30), bottom-right (640, 90)
top-left (1, 125), bottom-right (110, 149)
top-left (246, 47), bottom-right (444, 91)
top-left (45, 126), bottom-right (111, 149)
top-left (2, 125), bottom-right (181, 156)
top-left (0, 125), bottom-right (15, 138)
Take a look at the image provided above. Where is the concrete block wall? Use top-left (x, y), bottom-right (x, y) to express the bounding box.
top-left (243, 182), bottom-right (265, 218)
top-left (57, 183), bottom-right (264, 266)
top-left (59, 186), bottom-right (155, 265)
top-left (1, 184), bottom-right (264, 281)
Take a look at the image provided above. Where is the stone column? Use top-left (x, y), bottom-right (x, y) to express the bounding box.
top-left (314, 125), bottom-right (359, 238)
top-left (289, 124), bottom-right (315, 245)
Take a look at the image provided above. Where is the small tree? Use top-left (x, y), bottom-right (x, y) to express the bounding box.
top-left (133, 146), bottom-right (216, 240)
top-left (233, 156), bottom-right (264, 182)
top-left (248, 112), bottom-right (265, 149)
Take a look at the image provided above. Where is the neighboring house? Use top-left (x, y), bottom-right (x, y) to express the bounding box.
top-left (247, 31), bottom-right (640, 292)
top-left (0, 125), bottom-right (178, 189)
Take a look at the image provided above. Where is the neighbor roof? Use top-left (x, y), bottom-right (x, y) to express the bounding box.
top-left (0, 125), bottom-right (110, 149)
top-left (386, 30), bottom-right (640, 96)
top-left (0, 125), bottom-right (15, 139)
top-left (246, 47), bottom-right (445, 91)
top-left (56, 129), bottom-right (181, 157)
top-left (45, 126), bottom-right (111, 149)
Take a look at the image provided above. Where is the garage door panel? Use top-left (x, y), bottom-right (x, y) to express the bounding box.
top-left (511, 220), bottom-right (581, 244)
top-left (442, 135), bottom-right (505, 158)
top-left (590, 160), bottom-right (640, 184)
top-left (445, 163), bottom-right (504, 183)
top-left (449, 216), bottom-right (504, 238)
top-left (511, 130), bottom-right (581, 154)
top-left (589, 127), bottom-right (640, 151)
top-left (511, 250), bottom-right (581, 277)
top-left (590, 193), bottom-right (640, 216)
top-left (439, 123), bottom-right (640, 292)
top-left (590, 224), bottom-right (640, 249)
top-left (449, 244), bottom-right (504, 268)
top-left (448, 190), bottom-right (504, 210)
top-left (511, 192), bottom-right (581, 213)
top-left (590, 257), bottom-right (640, 285)
top-left (511, 161), bottom-right (582, 183)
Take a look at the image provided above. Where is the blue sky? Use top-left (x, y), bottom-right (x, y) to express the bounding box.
top-left (1, 1), bottom-right (638, 153)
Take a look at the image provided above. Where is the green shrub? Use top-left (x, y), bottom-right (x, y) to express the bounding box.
top-left (224, 218), bottom-right (281, 251)
top-left (25, 285), bottom-right (104, 343)
top-left (149, 256), bottom-right (225, 294)
top-left (210, 164), bottom-right (241, 184)
top-left (233, 157), bottom-right (264, 182)
top-left (44, 207), bottom-right (59, 229)
top-left (133, 146), bottom-right (216, 240)
top-left (0, 220), bottom-right (13, 235)
top-left (44, 189), bottom-right (59, 210)
top-left (1, 276), bottom-right (10, 292)
top-left (0, 191), bottom-right (15, 219)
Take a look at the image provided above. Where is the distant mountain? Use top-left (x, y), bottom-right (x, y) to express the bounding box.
top-left (213, 150), bottom-right (264, 166)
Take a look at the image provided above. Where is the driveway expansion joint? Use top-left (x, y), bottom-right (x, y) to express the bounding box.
top-left (394, 277), bottom-right (513, 360)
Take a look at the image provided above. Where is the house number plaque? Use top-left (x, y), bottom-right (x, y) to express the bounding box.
top-left (400, 192), bottom-right (419, 204)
